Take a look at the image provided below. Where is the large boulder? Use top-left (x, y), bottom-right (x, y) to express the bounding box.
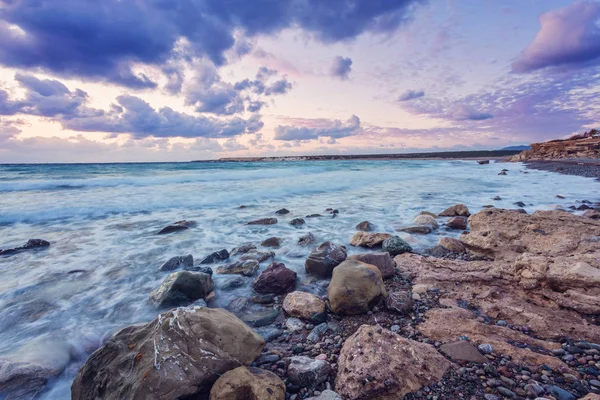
top-left (328, 260), bottom-right (387, 315)
top-left (287, 356), bottom-right (330, 387)
top-left (159, 254), bottom-right (194, 271)
top-left (305, 242), bottom-right (347, 277)
top-left (283, 291), bottom-right (325, 320)
top-left (349, 232), bottom-right (391, 248)
top-left (439, 204), bottom-right (470, 217)
top-left (150, 271), bottom-right (214, 307)
top-left (382, 236), bottom-right (412, 256)
top-left (209, 366), bottom-right (285, 400)
top-left (71, 307), bottom-right (266, 400)
top-left (252, 262), bottom-right (297, 294)
top-left (335, 325), bottom-right (452, 400)
top-left (347, 252), bottom-right (395, 279)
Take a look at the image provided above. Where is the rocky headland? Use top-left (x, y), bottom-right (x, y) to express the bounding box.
top-left (2, 200), bottom-right (600, 400)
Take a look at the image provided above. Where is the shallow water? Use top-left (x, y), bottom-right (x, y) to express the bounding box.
top-left (0, 160), bottom-right (598, 398)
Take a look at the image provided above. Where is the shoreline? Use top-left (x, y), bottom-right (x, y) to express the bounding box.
top-left (524, 159), bottom-right (600, 180)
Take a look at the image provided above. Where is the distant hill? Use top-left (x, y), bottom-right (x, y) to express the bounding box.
top-left (499, 145), bottom-right (531, 151)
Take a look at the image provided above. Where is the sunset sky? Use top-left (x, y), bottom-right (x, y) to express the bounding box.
top-left (0, 0), bottom-right (599, 162)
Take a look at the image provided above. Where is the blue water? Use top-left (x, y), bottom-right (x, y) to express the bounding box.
top-left (0, 160), bottom-right (598, 399)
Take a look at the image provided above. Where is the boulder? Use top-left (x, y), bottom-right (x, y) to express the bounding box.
top-left (0, 239), bottom-right (50, 256)
top-left (290, 218), bottom-right (305, 226)
top-left (275, 208), bottom-right (290, 215)
top-left (261, 237), bottom-right (282, 247)
top-left (246, 218), bottom-right (277, 225)
top-left (159, 254), bottom-right (194, 271)
top-left (478, 160), bottom-right (490, 164)
top-left (396, 225), bottom-right (432, 234)
top-left (356, 221), bottom-right (374, 231)
top-left (298, 232), bottom-right (316, 246)
top-left (287, 356), bottom-right (330, 387)
top-left (283, 291), bottom-right (325, 320)
top-left (305, 242), bottom-right (347, 277)
top-left (157, 220), bottom-right (196, 234)
top-left (252, 262), bottom-right (297, 294)
top-left (71, 307), bottom-right (265, 400)
top-left (349, 232), bottom-right (391, 248)
top-left (382, 236), bottom-right (412, 256)
top-left (217, 260), bottom-right (260, 277)
top-left (230, 243), bottom-right (257, 256)
top-left (385, 290), bottom-right (414, 314)
top-left (150, 271), bottom-right (214, 307)
top-left (209, 366), bottom-right (285, 400)
top-left (439, 340), bottom-right (487, 363)
top-left (328, 260), bottom-right (387, 315)
top-left (437, 237), bottom-right (466, 253)
top-left (439, 204), bottom-right (470, 217)
top-left (200, 249), bottom-right (230, 264)
top-left (335, 325), bottom-right (452, 400)
top-left (446, 216), bottom-right (468, 230)
top-left (413, 214), bottom-right (439, 228)
top-left (347, 252), bottom-right (396, 279)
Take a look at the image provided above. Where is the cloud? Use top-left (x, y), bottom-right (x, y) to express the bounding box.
top-left (397, 89), bottom-right (424, 101)
top-left (264, 79), bottom-right (292, 95)
top-left (451, 104), bottom-right (493, 121)
top-left (512, 2), bottom-right (600, 73)
top-left (0, 0), bottom-right (423, 88)
top-left (274, 115), bottom-right (362, 141)
top-left (330, 56), bottom-right (353, 80)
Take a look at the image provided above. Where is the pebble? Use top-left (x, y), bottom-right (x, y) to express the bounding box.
top-left (496, 386), bottom-right (516, 398)
top-left (390, 325), bottom-right (400, 333)
top-left (479, 344), bottom-right (494, 354)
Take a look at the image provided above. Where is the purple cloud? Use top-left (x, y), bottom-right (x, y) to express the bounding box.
top-left (451, 104), bottom-right (493, 121)
top-left (274, 115), bottom-right (362, 141)
top-left (398, 89), bottom-right (425, 101)
top-left (330, 56), bottom-right (353, 80)
top-left (512, 2), bottom-right (600, 73)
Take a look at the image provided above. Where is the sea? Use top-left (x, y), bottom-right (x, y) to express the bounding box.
top-left (0, 160), bottom-right (598, 398)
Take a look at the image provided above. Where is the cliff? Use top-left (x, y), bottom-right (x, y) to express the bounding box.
top-left (510, 136), bottom-right (600, 161)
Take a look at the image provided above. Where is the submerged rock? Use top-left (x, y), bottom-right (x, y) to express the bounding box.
top-left (0, 239), bottom-right (50, 256)
top-left (226, 299), bottom-right (281, 327)
top-left (217, 260), bottom-right (260, 277)
top-left (439, 204), bottom-right (471, 217)
top-left (413, 214), bottom-right (439, 228)
top-left (220, 276), bottom-right (246, 291)
top-left (150, 271), bottom-right (214, 307)
top-left (157, 220), bottom-right (196, 234)
top-left (239, 250), bottom-right (274, 263)
top-left (159, 254), bottom-right (194, 271)
top-left (305, 241), bottom-right (347, 277)
top-left (349, 231), bottom-right (391, 248)
top-left (290, 218), bottom-right (305, 226)
top-left (252, 262), bottom-right (297, 294)
top-left (355, 221), bottom-right (374, 231)
top-left (230, 243), bottom-right (257, 256)
top-left (283, 291), bottom-right (325, 320)
top-left (381, 236), bottom-right (412, 256)
top-left (298, 232), bottom-right (316, 246)
top-left (209, 366), bottom-right (285, 400)
top-left (246, 218), bottom-right (278, 225)
top-left (275, 208), bottom-right (290, 215)
top-left (71, 307), bottom-right (265, 400)
top-left (200, 249), bottom-right (230, 264)
top-left (260, 237), bottom-right (282, 248)
top-left (347, 252), bottom-right (395, 279)
top-left (328, 260), bottom-right (387, 315)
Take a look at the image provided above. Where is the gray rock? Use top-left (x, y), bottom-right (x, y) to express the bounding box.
top-left (544, 385), bottom-right (576, 400)
top-left (478, 343), bottom-right (493, 354)
top-left (286, 317), bottom-right (305, 332)
top-left (254, 327), bottom-right (283, 342)
top-left (305, 241), bottom-right (347, 277)
top-left (246, 218), bottom-right (277, 225)
top-left (287, 356), bottom-right (330, 387)
top-left (385, 291), bottom-right (414, 314)
top-left (216, 260), bottom-right (260, 276)
top-left (157, 220), bottom-right (196, 234)
top-left (275, 208), bottom-right (290, 215)
top-left (356, 221), bottom-right (374, 232)
top-left (496, 387), bottom-right (516, 398)
top-left (306, 390), bottom-right (343, 400)
top-left (381, 236), bottom-right (412, 256)
top-left (307, 322), bottom-right (341, 343)
top-left (0, 239), bottom-right (51, 256)
top-left (230, 243), bottom-right (257, 256)
top-left (150, 271), bottom-right (214, 308)
top-left (220, 276), bottom-right (246, 291)
top-left (396, 225), bottom-right (432, 234)
top-left (290, 218), bottom-right (305, 226)
top-left (159, 255), bottom-right (194, 271)
top-left (298, 232), bottom-right (316, 246)
top-left (187, 265), bottom-right (213, 275)
top-left (200, 249), bottom-right (229, 264)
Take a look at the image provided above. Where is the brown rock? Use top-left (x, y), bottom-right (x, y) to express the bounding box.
top-left (305, 241), bottom-right (347, 277)
top-left (350, 231), bottom-right (392, 248)
top-left (217, 260), bottom-right (260, 276)
top-left (252, 262), bottom-right (297, 295)
top-left (385, 290), bottom-right (414, 314)
top-left (446, 216), bottom-right (468, 230)
top-left (510, 135), bottom-right (600, 161)
top-left (239, 251), bottom-right (274, 263)
top-left (437, 237), bottom-right (466, 253)
top-left (439, 204), bottom-right (470, 217)
top-left (335, 325), bottom-right (452, 400)
top-left (328, 260), bottom-right (387, 315)
top-left (261, 237), bottom-right (282, 247)
top-left (439, 340), bottom-right (487, 363)
top-left (413, 214), bottom-right (439, 228)
top-left (209, 366), bottom-right (285, 400)
top-left (356, 221), bottom-right (374, 231)
top-left (347, 252), bottom-right (396, 279)
top-left (283, 291), bottom-right (325, 320)
top-left (396, 225), bottom-right (432, 234)
top-left (71, 307), bottom-right (265, 400)
top-left (246, 218), bottom-right (277, 225)
top-left (583, 209), bottom-right (600, 219)
top-left (420, 211), bottom-right (438, 218)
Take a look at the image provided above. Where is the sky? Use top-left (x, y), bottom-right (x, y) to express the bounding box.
top-left (0, 0), bottom-right (599, 163)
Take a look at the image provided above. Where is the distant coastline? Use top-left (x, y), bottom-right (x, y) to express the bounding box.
top-left (191, 149), bottom-right (521, 163)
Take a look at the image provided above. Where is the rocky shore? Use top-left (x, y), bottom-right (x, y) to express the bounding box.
top-left (3, 199), bottom-right (600, 400)
top-left (524, 160), bottom-right (600, 180)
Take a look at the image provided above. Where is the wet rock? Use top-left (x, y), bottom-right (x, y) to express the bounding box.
top-left (385, 290), bottom-right (414, 314)
top-left (287, 356), bottom-right (330, 387)
top-left (498, 170), bottom-right (507, 175)
top-left (306, 390), bottom-right (342, 400)
top-left (381, 236), bottom-right (412, 256)
top-left (71, 307), bottom-right (265, 400)
top-left (437, 237), bottom-right (466, 253)
top-left (0, 239), bottom-right (50, 256)
top-left (209, 366), bottom-right (285, 400)
top-left (544, 385), bottom-right (576, 400)
top-left (413, 214), bottom-right (439, 229)
top-left (349, 232), bottom-right (391, 248)
top-left (305, 242), bottom-right (347, 278)
top-left (157, 220), bottom-right (196, 234)
top-left (290, 218), bottom-right (305, 226)
top-left (217, 260), bottom-right (260, 277)
top-left (306, 214), bottom-right (323, 218)
top-left (328, 260), bottom-right (387, 315)
top-left (227, 298), bottom-right (281, 327)
top-left (255, 327), bottom-right (283, 342)
top-left (513, 201), bottom-right (526, 207)
top-left (356, 221), bottom-right (374, 232)
top-left (493, 196), bottom-right (502, 201)
top-left (447, 216), bottom-right (468, 230)
top-left (159, 254), bottom-right (194, 271)
top-left (246, 218), bottom-right (278, 225)
top-left (335, 325), bottom-right (452, 400)
top-left (275, 208), bottom-right (290, 215)
top-left (298, 232), bottom-right (316, 246)
top-left (286, 317), bottom-right (304, 332)
top-left (347, 252), bottom-right (396, 279)
top-left (439, 340), bottom-right (487, 363)
top-left (187, 264), bottom-right (213, 275)
top-left (200, 249), bottom-right (230, 264)
top-left (439, 204), bottom-right (471, 217)
top-left (283, 291), bottom-right (325, 320)
top-left (420, 211), bottom-right (438, 218)
top-left (252, 262), bottom-right (297, 295)
top-left (239, 251), bottom-right (275, 263)
top-left (583, 209), bottom-right (600, 219)
top-left (230, 243), bottom-right (257, 256)
top-left (478, 160), bottom-right (490, 164)
top-left (150, 271), bottom-right (214, 308)
top-left (396, 225), bottom-right (432, 234)
top-left (251, 294), bottom-right (274, 304)
top-left (220, 276), bottom-right (246, 291)
top-left (307, 322), bottom-right (341, 343)
top-left (261, 237), bottom-right (282, 248)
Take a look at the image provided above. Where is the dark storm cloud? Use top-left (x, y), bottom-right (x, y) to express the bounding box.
top-left (330, 56), bottom-right (353, 80)
top-left (397, 89), bottom-right (424, 101)
top-left (0, 0), bottom-right (423, 87)
top-left (274, 115), bottom-right (362, 141)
